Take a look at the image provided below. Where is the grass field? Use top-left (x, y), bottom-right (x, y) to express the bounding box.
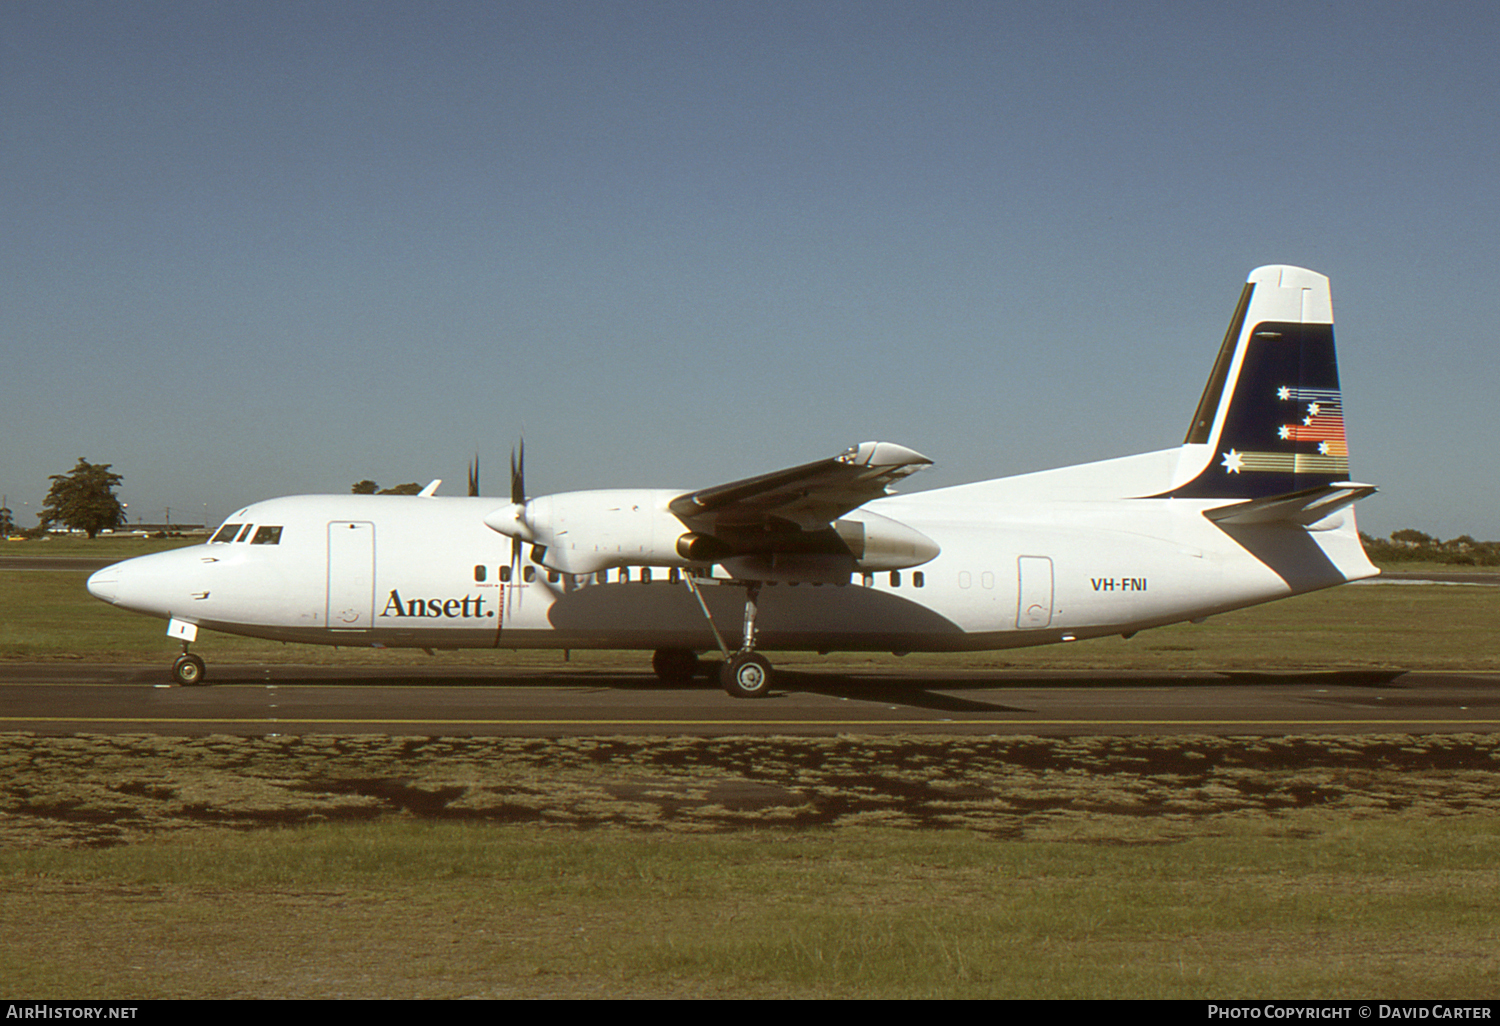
top-left (4, 815), bottom-right (1497, 999)
top-left (4, 732), bottom-right (1499, 999)
top-left (2, 549), bottom-right (1498, 998)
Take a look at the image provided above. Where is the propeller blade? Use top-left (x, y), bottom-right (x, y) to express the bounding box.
top-left (467, 453), bottom-right (480, 497)
top-left (509, 441), bottom-right (526, 505)
top-left (505, 438), bottom-right (527, 619)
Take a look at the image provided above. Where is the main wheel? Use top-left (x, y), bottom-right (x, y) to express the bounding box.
top-left (172, 653), bottom-right (207, 686)
top-left (652, 648), bottom-right (700, 686)
top-left (720, 652), bottom-right (772, 699)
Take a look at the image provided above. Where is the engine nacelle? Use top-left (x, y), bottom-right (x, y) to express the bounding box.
top-left (675, 532), bottom-right (734, 562)
top-left (833, 509), bottom-right (940, 571)
top-left (485, 489), bottom-right (689, 575)
top-left (484, 491), bottom-right (940, 578)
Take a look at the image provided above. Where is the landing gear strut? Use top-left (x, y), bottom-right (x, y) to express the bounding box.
top-left (718, 580), bottom-right (772, 698)
top-left (682, 577), bottom-right (772, 699)
top-left (681, 575), bottom-right (775, 698)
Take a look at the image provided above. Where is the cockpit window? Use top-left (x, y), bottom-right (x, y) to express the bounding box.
top-left (250, 526), bottom-right (282, 545)
top-left (235, 524), bottom-right (254, 543)
top-left (211, 524), bottom-right (242, 543)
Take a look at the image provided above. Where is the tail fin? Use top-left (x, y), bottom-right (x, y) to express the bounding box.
top-left (1164, 265), bottom-right (1354, 500)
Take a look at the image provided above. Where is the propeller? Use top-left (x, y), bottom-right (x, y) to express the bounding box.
top-left (467, 453), bottom-right (480, 497)
top-left (507, 441), bottom-right (527, 615)
top-left (485, 438), bottom-right (562, 604)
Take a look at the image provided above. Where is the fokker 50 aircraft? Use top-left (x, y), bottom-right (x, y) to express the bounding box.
top-left (88, 265), bottom-right (1377, 697)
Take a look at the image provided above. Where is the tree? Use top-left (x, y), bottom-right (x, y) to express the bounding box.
top-left (41, 458), bottom-right (125, 538)
top-left (350, 480), bottom-right (422, 495)
top-left (0, 506), bottom-right (13, 536)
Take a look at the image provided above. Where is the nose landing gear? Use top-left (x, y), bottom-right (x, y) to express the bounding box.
top-left (172, 650), bottom-right (207, 686)
top-left (166, 618), bottom-right (207, 685)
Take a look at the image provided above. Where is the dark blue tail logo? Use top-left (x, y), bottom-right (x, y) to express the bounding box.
top-left (1167, 321), bottom-right (1349, 499)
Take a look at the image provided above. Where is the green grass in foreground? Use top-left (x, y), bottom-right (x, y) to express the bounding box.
top-left (3, 731), bottom-right (1499, 998)
top-left (2, 816), bottom-right (1496, 999)
top-left (4, 566), bottom-right (1496, 670)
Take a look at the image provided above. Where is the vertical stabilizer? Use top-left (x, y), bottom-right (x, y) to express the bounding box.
top-left (1164, 266), bottom-right (1351, 499)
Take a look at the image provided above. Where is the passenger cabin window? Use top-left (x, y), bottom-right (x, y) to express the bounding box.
top-left (523, 566), bottom-right (536, 583)
top-left (913, 571), bottom-right (924, 588)
top-left (211, 524), bottom-right (242, 543)
top-left (499, 566), bottom-right (512, 583)
top-left (250, 526), bottom-right (282, 545)
top-left (890, 571), bottom-right (901, 588)
top-left (473, 565), bottom-right (487, 583)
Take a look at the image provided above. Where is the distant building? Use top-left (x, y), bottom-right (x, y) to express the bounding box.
top-left (102, 524), bottom-right (208, 536)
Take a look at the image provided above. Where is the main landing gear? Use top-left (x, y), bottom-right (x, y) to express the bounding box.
top-left (720, 650), bottom-right (772, 699)
top-left (679, 576), bottom-right (775, 699)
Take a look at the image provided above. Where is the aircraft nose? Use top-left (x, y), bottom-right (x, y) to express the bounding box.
top-left (84, 548), bottom-right (199, 617)
top-left (86, 564), bottom-right (121, 604)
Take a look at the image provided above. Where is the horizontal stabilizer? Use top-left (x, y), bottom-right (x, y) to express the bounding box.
top-left (1203, 482), bottom-right (1376, 526)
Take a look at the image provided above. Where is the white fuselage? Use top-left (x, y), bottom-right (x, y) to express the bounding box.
top-left (86, 448), bottom-right (1377, 656)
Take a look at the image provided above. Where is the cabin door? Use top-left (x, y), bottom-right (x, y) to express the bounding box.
top-left (1016, 555), bottom-right (1054, 629)
top-left (327, 521), bottom-right (375, 629)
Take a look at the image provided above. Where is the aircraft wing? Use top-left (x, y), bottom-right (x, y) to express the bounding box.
top-left (668, 441), bottom-right (932, 533)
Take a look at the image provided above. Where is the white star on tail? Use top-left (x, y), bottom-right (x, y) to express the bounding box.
top-left (1221, 449), bottom-right (1244, 474)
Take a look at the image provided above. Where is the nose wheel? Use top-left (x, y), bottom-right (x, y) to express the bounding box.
top-left (172, 652), bottom-right (207, 686)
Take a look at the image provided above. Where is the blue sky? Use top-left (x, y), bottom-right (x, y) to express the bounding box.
top-left (4, 1), bottom-right (1497, 538)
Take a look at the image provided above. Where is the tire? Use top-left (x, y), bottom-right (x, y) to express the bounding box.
top-left (720, 652), bottom-right (772, 699)
top-left (172, 653), bottom-right (207, 686)
top-left (652, 648), bottom-right (699, 686)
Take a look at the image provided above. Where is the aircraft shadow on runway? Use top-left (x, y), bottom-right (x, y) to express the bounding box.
top-left (191, 665), bottom-right (1414, 716)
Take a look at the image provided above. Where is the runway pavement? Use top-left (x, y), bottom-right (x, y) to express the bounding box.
top-left (3, 662), bottom-right (1497, 737)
